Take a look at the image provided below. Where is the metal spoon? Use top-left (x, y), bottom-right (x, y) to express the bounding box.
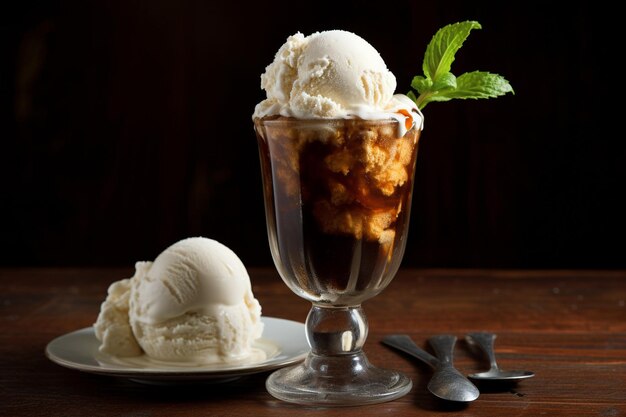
top-left (465, 332), bottom-right (535, 381)
top-left (382, 334), bottom-right (479, 402)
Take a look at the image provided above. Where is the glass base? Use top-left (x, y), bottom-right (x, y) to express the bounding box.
top-left (266, 351), bottom-right (412, 406)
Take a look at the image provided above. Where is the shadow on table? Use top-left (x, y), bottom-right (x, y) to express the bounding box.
top-left (114, 373), bottom-right (270, 403)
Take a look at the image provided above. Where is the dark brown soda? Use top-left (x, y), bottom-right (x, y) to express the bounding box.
top-left (255, 117), bottom-right (419, 306)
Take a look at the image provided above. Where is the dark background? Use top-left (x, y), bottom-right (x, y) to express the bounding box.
top-left (1, 0), bottom-right (624, 268)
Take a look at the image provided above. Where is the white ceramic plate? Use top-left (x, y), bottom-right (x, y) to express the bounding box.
top-left (45, 317), bottom-right (308, 383)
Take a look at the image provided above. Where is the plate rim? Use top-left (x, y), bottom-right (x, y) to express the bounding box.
top-left (45, 316), bottom-right (308, 379)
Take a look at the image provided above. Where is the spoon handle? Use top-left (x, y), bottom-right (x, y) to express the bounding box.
top-left (381, 335), bottom-right (440, 368)
top-left (427, 334), bottom-right (457, 366)
top-left (466, 332), bottom-right (498, 369)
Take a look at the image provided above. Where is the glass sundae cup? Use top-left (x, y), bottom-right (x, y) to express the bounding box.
top-left (254, 116), bottom-right (420, 406)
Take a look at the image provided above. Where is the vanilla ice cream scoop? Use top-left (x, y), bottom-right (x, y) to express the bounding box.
top-left (94, 278), bottom-right (142, 357)
top-left (254, 30), bottom-right (408, 119)
top-left (94, 237), bottom-right (264, 365)
top-left (253, 30), bottom-right (422, 134)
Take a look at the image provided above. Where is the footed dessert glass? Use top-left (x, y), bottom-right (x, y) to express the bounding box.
top-left (254, 116), bottom-right (420, 406)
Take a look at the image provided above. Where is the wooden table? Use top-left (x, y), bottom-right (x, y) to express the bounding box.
top-left (1, 268), bottom-right (625, 416)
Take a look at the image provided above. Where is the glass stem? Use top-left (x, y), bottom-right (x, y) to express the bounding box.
top-left (306, 304), bottom-right (367, 356)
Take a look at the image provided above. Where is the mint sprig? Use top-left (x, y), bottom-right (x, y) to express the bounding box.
top-left (410, 21), bottom-right (513, 110)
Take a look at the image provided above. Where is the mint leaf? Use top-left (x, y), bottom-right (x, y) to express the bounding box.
top-left (423, 21), bottom-right (481, 82)
top-left (411, 76), bottom-right (432, 94)
top-left (431, 72), bottom-right (457, 92)
top-left (440, 71), bottom-right (514, 99)
top-left (407, 90), bottom-right (419, 103)
top-left (409, 21), bottom-right (513, 110)
top-left (423, 95), bottom-right (454, 104)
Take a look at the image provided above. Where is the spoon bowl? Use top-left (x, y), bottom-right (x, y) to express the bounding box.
top-left (428, 364), bottom-right (480, 402)
top-left (468, 369), bottom-right (535, 381)
top-left (382, 334), bottom-right (479, 402)
top-left (466, 332), bottom-right (535, 382)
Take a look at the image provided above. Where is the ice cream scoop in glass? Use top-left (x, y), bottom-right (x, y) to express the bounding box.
top-left (254, 116), bottom-right (420, 406)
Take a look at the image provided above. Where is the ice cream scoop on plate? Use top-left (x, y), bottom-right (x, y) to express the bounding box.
top-left (94, 237), bottom-right (264, 365)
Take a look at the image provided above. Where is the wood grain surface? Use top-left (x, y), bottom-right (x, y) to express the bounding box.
top-left (1, 268), bottom-right (625, 416)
